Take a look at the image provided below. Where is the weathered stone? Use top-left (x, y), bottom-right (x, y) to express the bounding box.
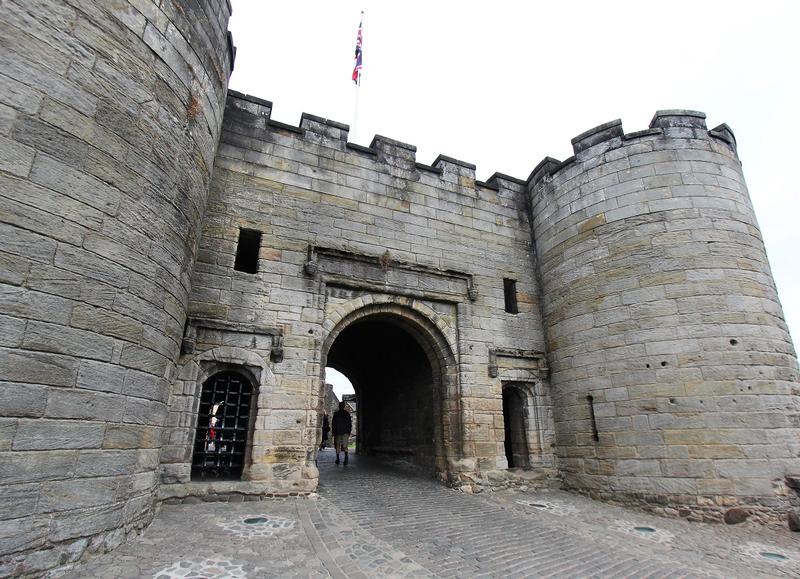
top-left (23, 320), bottom-right (115, 361)
top-left (71, 305), bottom-right (144, 343)
top-left (0, 383), bottom-right (47, 418)
top-left (102, 424), bottom-right (159, 449)
top-left (0, 516), bottom-right (48, 554)
top-left (0, 222), bottom-right (57, 264)
top-left (0, 418), bottom-right (15, 451)
top-left (13, 419), bottom-right (104, 450)
top-left (723, 507), bottom-right (748, 524)
top-left (77, 359), bottom-right (127, 394)
top-left (38, 477), bottom-right (120, 512)
top-left (49, 504), bottom-right (124, 542)
top-left (0, 348), bottom-right (78, 387)
top-left (788, 510), bottom-right (800, 532)
top-left (0, 484), bottom-right (39, 519)
top-left (45, 389), bottom-right (126, 421)
top-left (0, 451), bottom-right (76, 484)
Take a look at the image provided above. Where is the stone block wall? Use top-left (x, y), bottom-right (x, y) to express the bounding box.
top-left (528, 110), bottom-right (800, 522)
top-left (165, 91), bottom-right (553, 491)
top-left (0, 0), bottom-right (233, 575)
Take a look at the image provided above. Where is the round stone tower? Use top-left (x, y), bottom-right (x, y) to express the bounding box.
top-left (528, 110), bottom-right (799, 523)
top-left (0, 0), bottom-right (232, 573)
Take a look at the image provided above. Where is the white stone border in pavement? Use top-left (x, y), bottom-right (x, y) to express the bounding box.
top-left (608, 519), bottom-right (676, 544)
top-left (154, 558), bottom-right (247, 578)
top-left (515, 498), bottom-right (579, 516)
top-left (738, 541), bottom-right (799, 568)
top-left (216, 514), bottom-right (297, 539)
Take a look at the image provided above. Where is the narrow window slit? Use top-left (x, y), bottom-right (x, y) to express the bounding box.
top-left (503, 278), bottom-right (518, 314)
top-left (587, 394), bottom-right (599, 442)
top-left (234, 228), bottom-right (261, 273)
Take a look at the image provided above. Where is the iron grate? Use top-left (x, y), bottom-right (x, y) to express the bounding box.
top-left (191, 371), bottom-right (253, 481)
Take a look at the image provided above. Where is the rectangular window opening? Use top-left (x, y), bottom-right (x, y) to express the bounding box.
top-left (234, 228), bottom-right (261, 274)
top-left (503, 278), bottom-right (518, 314)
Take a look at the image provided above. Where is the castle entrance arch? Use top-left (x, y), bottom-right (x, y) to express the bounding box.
top-left (321, 301), bottom-right (460, 476)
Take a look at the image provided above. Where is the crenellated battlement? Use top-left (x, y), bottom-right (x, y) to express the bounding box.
top-left (528, 110), bottom-right (739, 190)
top-left (224, 90), bottom-right (526, 196)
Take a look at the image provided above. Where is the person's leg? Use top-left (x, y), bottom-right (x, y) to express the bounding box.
top-left (343, 435), bottom-right (349, 465)
top-left (335, 435), bottom-right (341, 463)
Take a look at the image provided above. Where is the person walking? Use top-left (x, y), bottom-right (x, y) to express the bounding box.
top-left (320, 413), bottom-right (330, 450)
top-left (331, 401), bottom-right (352, 465)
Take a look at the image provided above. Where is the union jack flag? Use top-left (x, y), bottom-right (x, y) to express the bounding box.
top-left (352, 14), bottom-right (363, 85)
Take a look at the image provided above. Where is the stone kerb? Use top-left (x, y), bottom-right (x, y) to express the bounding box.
top-left (527, 110), bottom-right (800, 524)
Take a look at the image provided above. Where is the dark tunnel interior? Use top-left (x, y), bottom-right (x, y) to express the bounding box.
top-left (326, 316), bottom-right (437, 468)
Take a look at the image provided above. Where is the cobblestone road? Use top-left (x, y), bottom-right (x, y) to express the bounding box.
top-left (66, 451), bottom-right (799, 578)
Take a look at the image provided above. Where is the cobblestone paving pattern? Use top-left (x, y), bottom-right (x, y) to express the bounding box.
top-left (65, 451), bottom-right (799, 578)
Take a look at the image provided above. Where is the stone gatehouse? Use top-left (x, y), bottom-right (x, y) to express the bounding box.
top-left (1, 1), bottom-right (799, 576)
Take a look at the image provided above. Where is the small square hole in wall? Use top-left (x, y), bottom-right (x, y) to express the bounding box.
top-left (234, 228), bottom-right (261, 274)
top-left (504, 278), bottom-right (518, 314)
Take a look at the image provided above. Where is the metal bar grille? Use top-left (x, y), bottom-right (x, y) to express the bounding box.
top-left (191, 372), bottom-right (252, 480)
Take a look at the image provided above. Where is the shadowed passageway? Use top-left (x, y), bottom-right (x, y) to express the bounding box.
top-left (324, 312), bottom-right (456, 474)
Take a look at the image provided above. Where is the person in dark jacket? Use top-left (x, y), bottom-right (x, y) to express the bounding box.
top-left (319, 413), bottom-right (330, 450)
top-left (331, 401), bottom-right (352, 465)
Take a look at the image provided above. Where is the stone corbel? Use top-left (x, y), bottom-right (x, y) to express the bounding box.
top-left (181, 323), bottom-right (198, 355)
top-left (488, 349), bottom-right (498, 378)
top-left (467, 278), bottom-right (478, 302)
top-left (304, 244), bottom-right (318, 276)
top-left (270, 334), bottom-right (284, 363)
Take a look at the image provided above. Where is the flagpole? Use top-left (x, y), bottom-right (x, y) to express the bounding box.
top-left (352, 83), bottom-right (360, 143)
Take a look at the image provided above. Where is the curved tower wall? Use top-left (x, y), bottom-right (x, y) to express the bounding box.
top-left (0, 0), bottom-right (232, 573)
top-left (529, 111), bottom-right (799, 521)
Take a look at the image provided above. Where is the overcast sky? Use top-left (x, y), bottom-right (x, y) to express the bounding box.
top-left (228, 1), bottom-right (800, 391)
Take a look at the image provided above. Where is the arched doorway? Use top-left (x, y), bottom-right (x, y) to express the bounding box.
top-left (502, 385), bottom-right (529, 469)
top-left (191, 371), bottom-right (254, 480)
top-left (321, 302), bottom-right (459, 476)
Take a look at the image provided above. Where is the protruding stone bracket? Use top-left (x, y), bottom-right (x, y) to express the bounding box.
top-left (488, 348), bottom-right (548, 379)
top-left (305, 244), bottom-right (477, 303)
top-left (181, 317), bottom-right (284, 363)
top-left (467, 279), bottom-right (478, 302)
top-left (304, 245), bottom-right (318, 277)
